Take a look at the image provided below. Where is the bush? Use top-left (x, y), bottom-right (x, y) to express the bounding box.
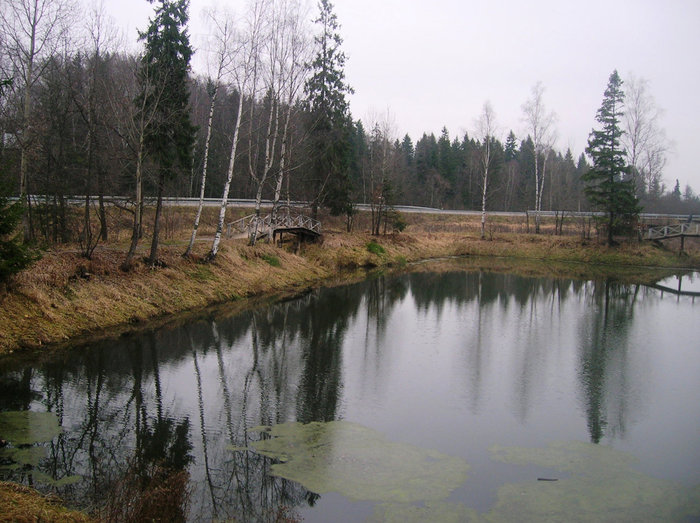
top-left (366, 240), bottom-right (385, 255)
top-left (389, 210), bottom-right (408, 233)
top-left (0, 192), bottom-right (39, 284)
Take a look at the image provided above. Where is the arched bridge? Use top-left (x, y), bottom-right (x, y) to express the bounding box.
top-left (226, 212), bottom-right (321, 243)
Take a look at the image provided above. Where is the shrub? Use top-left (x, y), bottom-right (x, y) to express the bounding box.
top-left (366, 240), bottom-right (385, 255)
top-left (0, 191), bottom-right (40, 284)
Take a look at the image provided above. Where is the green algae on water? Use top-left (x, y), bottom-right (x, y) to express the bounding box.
top-left (0, 411), bottom-right (62, 445)
top-left (489, 441), bottom-right (700, 522)
top-left (244, 421), bottom-right (470, 503)
top-left (0, 410), bottom-right (80, 487)
top-left (368, 501), bottom-right (480, 523)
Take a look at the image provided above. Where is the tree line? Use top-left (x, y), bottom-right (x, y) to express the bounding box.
top-left (1, 0), bottom-right (698, 270)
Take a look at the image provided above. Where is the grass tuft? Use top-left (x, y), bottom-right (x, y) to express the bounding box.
top-left (366, 240), bottom-right (386, 256)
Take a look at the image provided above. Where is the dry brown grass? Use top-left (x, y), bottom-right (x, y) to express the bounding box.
top-left (0, 481), bottom-right (94, 523)
top-left (1, 208), bottom-right (698, 356)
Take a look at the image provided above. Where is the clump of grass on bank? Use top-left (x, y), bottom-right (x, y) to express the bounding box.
top-left (0, 481), bottom-right (94, 523)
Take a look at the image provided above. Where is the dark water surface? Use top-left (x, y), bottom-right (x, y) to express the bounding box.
top-left (1, 262), bottom-right (699, 521)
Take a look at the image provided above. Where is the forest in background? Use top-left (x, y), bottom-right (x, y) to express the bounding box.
top-left (2, 0), bottom-right (699, 252)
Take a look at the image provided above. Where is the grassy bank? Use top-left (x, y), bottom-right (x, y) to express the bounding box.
top-left (0, 481), bottom-right (94, 522)
top-left (1, 214), bottom-right (699, 356)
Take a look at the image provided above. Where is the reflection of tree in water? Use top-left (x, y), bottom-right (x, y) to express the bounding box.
top-left (577, 279), bottom-right (639, 443)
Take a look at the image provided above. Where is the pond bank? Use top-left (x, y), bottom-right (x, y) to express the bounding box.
top-left (1, 231), bottom-right (698, 357)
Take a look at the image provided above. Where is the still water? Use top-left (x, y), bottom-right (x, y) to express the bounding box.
top-left (1, 261), bottom-right (699, 521)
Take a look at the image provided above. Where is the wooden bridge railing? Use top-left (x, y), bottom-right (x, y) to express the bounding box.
top-left (647, 222), bottom-right (700, 240)
top-left (226, 212), bottom-right (321, 240)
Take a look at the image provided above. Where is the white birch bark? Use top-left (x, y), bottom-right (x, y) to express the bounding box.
top-left (184, 9), bottom-right (235, 257)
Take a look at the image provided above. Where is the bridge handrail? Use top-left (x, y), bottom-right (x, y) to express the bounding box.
top-left (226, 212), bottom-right (321, 239)
top-left (647, 222), bottom-right (700, 240)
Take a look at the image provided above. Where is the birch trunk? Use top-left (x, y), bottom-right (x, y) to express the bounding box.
top-left (184, 84), bottom-right (219, 257)
top-left (208, 93), bottom-right (244, 261)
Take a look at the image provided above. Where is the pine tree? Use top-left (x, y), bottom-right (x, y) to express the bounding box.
top-left (0, 188), bottom-right (38, 285)
top-left (304, 0), bottom-right (353, 220)
top-left (139, 0), bottom-right (195, 264)
top-left (584, 70), bottom-right (640, 246)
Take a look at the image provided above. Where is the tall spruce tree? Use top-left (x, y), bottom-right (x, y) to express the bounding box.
top-left (304, 0), bottom-right (353, 220)
top-left (139, 0), bottom-right (195, 264)
top-left (584, 70), bottom-right (640, 246)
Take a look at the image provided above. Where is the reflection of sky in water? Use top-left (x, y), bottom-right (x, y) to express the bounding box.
top-left (655, 272), bottom-right (700, 293)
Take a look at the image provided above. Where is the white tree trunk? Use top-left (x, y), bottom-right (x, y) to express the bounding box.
top-left (185, 84), bottom-right (218, 257)
top-left (208, 93), bottom-right (244, 260)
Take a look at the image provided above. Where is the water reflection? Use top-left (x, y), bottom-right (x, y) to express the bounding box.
top-left (0, 265), bottom-right (698, 520)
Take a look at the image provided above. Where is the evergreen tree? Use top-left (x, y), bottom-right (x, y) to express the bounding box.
top-left (672, 179), bottom-right (681, 200)
top-left (0, 187), bottom-right (38, 285)
top-left (504, 131), bottom-right (518, 162)
top-left (304, 0), bottom-right (353, 220)
top-left (584, 70), bottom-right (640, 246)
top-left (138, 0), bottom-right (195, 264)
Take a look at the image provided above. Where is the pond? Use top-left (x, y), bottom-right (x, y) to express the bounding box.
top-left (1, 260), bottom-right (699, 521)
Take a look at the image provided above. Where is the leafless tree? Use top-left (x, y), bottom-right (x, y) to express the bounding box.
top-left (475, 101), bottom-right (498, 239)
top-left (622, 75), bottom-right (669, 198)
top-left (365, 108), bottom-right (396, 235)
top-left (114, 57), bottom-right (168, 270)
top-left (0, 0), bottom-right (77, 240)
top-left (75, 0), bottom-right (120, 257)
top-left (208, 0), bottom-right (267, 260)
top-left (184, 7), bottom-right (237, 257)
top-left (522, 82), bottom-right (556, 233)
top-left (270, 0), bottom-right (311, 219)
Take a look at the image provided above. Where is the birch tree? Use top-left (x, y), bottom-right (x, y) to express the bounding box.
top-left (476, 101), bottom-right (498, 239)
top-left (183, 7), bottom-right (236, 257)
top-left (522, 82), bottom-right (556, 233)
top-left (248, 0), bottom-right (280, 245)
top-left (0, 0), bottom-right (76, 240)
top-left (248, 0), bottom-right (311, 245)
top-left (271, 2), bottom-right (311, 222)
top-left (208, 0), bottom-right (267, 260)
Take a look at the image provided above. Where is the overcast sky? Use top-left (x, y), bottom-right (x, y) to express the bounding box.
top-left (105, 0), bottom-right (700, 192)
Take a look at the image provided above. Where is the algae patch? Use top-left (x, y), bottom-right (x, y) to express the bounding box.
top-left (489, 441), bottom-right (700, 522)
top-left (368, 501), bottom-right (479, 523)
top-left (0, 410), bottom-right (80, 486)
top-left (0, 411), bottom-right (62, 445)
top-left (243, 421), bottom-right (469, 503)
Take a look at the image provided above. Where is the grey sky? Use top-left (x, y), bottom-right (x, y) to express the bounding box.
top-left (107, 0), bottom-right (700, 192)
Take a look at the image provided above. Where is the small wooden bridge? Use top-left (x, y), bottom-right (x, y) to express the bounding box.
top-left (646, 221), bottom-right (700, 241)
top-left (646, 220), bottom-right (700, 254)
top-left (226, 212), bottom-right (321, 243)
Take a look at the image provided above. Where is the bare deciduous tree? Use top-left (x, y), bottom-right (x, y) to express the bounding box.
top-left (0, 0), bottom-right (77, 240)
top-left (184, 7), bottom-right (236, 257)
top-left (622, 74), bottom-right (669, 198)
top-left (208, 0), bottom-right (267, 259)
top-left (475, 101), bottom-right (498, 239)
top-left (522, 82), bottom-right (556, 233)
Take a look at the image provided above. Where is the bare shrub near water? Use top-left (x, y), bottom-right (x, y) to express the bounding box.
top-left (100, 463), bottom-right (190, 523)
